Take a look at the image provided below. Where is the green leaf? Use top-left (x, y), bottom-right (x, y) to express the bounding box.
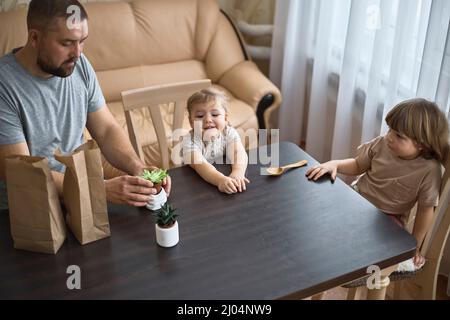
top-left (154, 202), bottom-right (178, 227)
top-left (140, 168), bottom-right (168, 184)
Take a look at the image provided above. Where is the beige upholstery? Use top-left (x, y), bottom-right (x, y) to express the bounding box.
top-left (0, 0), bottom-right (281, 175)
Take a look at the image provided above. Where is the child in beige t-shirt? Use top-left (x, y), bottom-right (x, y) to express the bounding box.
top-left (306, 98), bottom-right (449, 270)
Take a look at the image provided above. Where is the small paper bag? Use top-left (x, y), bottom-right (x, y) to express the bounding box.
top-left (55, 140), bottom-right (110, 244)
top-left (5, 156), bottom-right (66, 254)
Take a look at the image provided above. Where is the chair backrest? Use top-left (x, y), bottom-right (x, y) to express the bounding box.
top-left (121, 79), bottom-right (211, 169)
top-left (421, 155), bottom-right (450, 259)
top-left (406, 152), bottom-right (450, 298)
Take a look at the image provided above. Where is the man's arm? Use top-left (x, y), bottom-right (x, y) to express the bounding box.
top-left (86, 105), bottom-right (171, 204)
top-left (0, 141), bottom-right (155, 207)
top-left (0, 142), bottom-right (64, 196)
top-left (86, 105), bottom-right (144, 176)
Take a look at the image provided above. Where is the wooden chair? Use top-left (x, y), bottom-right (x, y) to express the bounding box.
top-left (390, 154), bottom-right (450, 300)
top-left (121, 79), bottom-right (211, 169)
top-left (342, 153), bottom-right (450, 300)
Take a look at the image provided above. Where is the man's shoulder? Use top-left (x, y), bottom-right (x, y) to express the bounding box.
top-left (0, 53), bottom-right (21, 93)
top-left (0, 53), bottom-right (15, 77)
top-left (0, 52), bottom-right (13, 64)
top-left (73, 53), bottom-right (96, 83)
top-left (77, 53), bottom-right (94, 72)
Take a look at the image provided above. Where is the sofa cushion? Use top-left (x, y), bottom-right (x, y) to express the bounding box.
top-left (133, 0), bottom-right (219, 64)
top-left (0, 9), bottom-right (27, 55)
top-left (206, 14), bottom-right (246, 83)
top-left (97, 60), bottom-right (207, 102)
top-left (140, 61), bottom-right (207, 87)
top-left (83, 0), bottom-right (219, 71)
top-left (83, 2), bottom-right (140, 72)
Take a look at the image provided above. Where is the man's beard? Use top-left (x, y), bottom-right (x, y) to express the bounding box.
top-left (37, 55), bottom-right (77, 78)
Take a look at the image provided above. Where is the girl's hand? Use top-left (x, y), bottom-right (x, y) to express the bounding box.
top-left (229, 174), bottom-right (250, 192)
top-left (413, 252), bottom-right (426, 269)
top-left (218, 176), bottom-right (238, 194)
top-left (306, 161), bottom-right (338, 182)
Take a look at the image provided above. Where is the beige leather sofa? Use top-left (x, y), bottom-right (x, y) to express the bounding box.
top-left (0, 0), bottom-right (281, 173)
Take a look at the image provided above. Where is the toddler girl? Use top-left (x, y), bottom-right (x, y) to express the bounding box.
top-left (182, 88), bottom-right (250, 194)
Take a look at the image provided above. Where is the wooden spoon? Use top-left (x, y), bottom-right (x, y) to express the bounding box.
top-left (266, 160), bottom-right (308, 176)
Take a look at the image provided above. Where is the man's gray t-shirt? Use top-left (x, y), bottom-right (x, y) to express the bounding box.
top-left (0, 50), bottom-right (105, 210)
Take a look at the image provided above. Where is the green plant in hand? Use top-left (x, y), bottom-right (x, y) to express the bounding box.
top-left (154, 203), bottom-right (178, 228)
top-left (140, 168), bottom-right (168, 184)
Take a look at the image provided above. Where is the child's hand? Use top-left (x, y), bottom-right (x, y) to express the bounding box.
top-left (218, 176), bottom-right (238, 194)
top-left (230, 174), bottom-right (250, 192)
top-left (413, 251), bottom-right (426, 269)
top-left (306, 161), bottom-right (338, 182)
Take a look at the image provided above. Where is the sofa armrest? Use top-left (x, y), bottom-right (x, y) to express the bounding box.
top-left (218, 60), bottom-right (281, 129)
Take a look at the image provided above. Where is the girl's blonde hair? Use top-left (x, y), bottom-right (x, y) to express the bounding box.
top-left (386, 98), bottom-right (449, 163)
top-left (187, 87), bottom-right (229, 117)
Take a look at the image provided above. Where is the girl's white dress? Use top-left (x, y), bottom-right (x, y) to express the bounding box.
top-left (181, 126), bottom-right (241, 163)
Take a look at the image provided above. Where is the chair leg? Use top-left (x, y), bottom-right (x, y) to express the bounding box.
top-left (311, 291), bottom-right (326, 300)
top-left (365, 264), bottom-right (398, 300)
top-left (417, 261), bottom-right (438, 300)
top-left (366, 274), bottom-right (390, 300)
top-left (346, 287), bottom-right (362, 300)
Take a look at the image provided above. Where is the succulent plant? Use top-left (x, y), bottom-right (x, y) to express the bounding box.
top-left (140, 168), bottom-right (168, 184)
top-left (154, 203), bottom-right (178, 228)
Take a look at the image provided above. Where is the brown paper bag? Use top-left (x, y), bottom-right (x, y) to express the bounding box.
top-left (55, 140), bottom-right (110, 245)
top-left (5, 156), bottom-right (66, 254)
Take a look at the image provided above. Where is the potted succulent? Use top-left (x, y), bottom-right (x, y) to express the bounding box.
top-left (140, 168), bottom-right (168, 210)
top-left (154, 203), bottom-right (179, 247)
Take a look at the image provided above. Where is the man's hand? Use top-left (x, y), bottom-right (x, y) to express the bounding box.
top-left (104, 175), bottom-right (156, 206)
top-left (162, 175), bottom-right (171, 197)
top-left (140, 166), bottom-right (172, 197)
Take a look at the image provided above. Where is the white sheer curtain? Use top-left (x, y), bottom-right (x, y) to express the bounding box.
top-left (270, 0), bottom-right (450, 163)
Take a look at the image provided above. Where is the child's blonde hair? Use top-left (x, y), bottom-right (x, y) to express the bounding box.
top-left (187, 87), bottom-right (229, 117)
top-left (386, 98), bottom-right (449, 163)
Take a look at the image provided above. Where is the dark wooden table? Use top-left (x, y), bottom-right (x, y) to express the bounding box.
top-left (0, 142), bottom-right (416, 299)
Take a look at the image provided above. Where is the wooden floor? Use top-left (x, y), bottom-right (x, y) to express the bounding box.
top-left (308, 274), bottom-right (449, 300)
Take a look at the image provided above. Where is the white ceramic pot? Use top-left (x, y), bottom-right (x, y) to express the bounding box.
top-left (155, 221), bottom-right (179, 247)
top-left (146, 188), bottom-right (167, 211)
